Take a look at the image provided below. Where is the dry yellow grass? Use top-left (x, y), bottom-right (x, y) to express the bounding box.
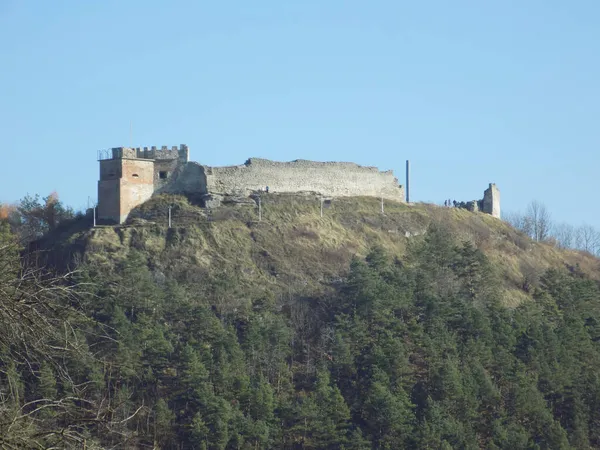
top-left (67, 194), bottom-right (600, 307)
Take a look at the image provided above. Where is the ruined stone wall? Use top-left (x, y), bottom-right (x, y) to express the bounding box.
top-left (453, 184), bottom-right (500, 218)
top-left (160, 162), bottom-right (207, 196)
top-left (482, 183), bottom-right (501, 218)
top-left (154, 159), bottom-right (182, 190)
top-left (98, 150), bottom-right (408, 222)
top-left (203, 158), bottom-right (405, 201)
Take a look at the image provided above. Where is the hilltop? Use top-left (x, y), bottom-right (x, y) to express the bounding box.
top-left (4, 194), bottom-right (600, 449)
top-left (39, 193), bottom-right (599, 308)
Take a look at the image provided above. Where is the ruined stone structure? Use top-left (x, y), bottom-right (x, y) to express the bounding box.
top-left (97, 144), bottom-right (500, 224)
top-left (455, 183), bottom-right (501, 219)
top-left (97, 145), bottom-right (189, 224)
top-left (197, 159), bottom-right (404, 200)
top-left (482, 183), bottom-right (501, 218)
top-left (97, 145), bottom-right (405, 224)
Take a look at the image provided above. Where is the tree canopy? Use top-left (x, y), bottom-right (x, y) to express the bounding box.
top-left (2, 206), bottom-right (600, 448)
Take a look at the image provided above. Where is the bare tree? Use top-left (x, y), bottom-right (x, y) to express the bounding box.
top-left (575, 224), bottom-right (600, 255)
top-left (508, 200), bottom-right (600, 254)
top-left (504, 211), bottom-right (533, 237)
top-left (526, 200), bottom-right (553, 242)
top-left (552, 222), bottom-right (575, 249)
top-left (0, 229), bottom-right (136, 448)
top-left (504, 201), bottom-right (554, 243)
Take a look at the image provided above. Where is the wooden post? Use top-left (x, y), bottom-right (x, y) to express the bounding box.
top-left (406, 160), bottom-right (410, 203)
top-left (258, 197), bottom-right (262, 222)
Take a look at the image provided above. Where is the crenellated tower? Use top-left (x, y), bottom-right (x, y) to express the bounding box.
top-left (97, 145), bottom-right (188, 224)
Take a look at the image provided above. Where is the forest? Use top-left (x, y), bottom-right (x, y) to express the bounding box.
top-left (1, 194), bottom-right (600, 449)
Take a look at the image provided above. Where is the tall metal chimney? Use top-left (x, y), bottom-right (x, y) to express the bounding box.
top-left (406, 160), bottom-right (410, 203)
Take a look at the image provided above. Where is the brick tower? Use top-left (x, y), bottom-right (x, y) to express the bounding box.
top-left (97, 145), bottom-right (189, 224)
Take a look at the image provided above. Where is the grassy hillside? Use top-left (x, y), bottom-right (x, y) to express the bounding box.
top-left (5, 194), bottom-right (600, 448)
top-left (44, 193), bottom-right (599, 309)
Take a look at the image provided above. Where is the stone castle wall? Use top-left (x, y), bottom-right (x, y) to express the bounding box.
top-left (482, 183), bottom-right (500, 218)
top-left (452, 184), bottom-right (501, 219)
top-left (98, 145), bottom-right (500, 225)
top-left (202, 158), bottom-right (405, 201)
top-left (98, 145), bottom-right (188, 224)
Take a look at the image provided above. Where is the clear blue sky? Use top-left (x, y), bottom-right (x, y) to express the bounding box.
top-left (1, 1), bottom-right (599, 227)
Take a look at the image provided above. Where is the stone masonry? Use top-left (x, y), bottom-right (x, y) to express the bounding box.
top-left (453, 184), bottom-right (501, 219)
top-left (97, 145), bottom-right (189, 224)
top-left (97, 146), bottom-right (405, 224)
top-left (482, 183), bottom-right (501, 218)
top-left (202, 158), bottom-right (405, 201)
top-left (97, 144), bottom-right (500, 224)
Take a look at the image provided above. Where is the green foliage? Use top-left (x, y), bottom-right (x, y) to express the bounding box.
top-left (5, 213), bottom-right (600, 448)
top-left (37, 363), bottom-right (57, 400)
top-left (13, 192), bottom-right (76, 242)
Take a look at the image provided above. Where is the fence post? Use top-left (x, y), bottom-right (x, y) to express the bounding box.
top-left (168, 206), bottom-right (172, 228)
top-left (93, 207), bottom-right (96, 227)
top-left (258, 197), bottom-right (262, 222)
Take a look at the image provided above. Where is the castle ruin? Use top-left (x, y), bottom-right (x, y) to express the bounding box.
top-left (97, 145), bottom-right (501, 224)
top-left (97, 145), bottom-right (406, 224)
top-left (97, 145), bottom-right (190, 224)
top-left (483, 183), bottom-right (501, 218)
top-left (458, 183), bottom-right (501, 219)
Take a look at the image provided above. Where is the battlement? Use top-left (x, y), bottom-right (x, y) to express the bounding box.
top-left (97, 147), bottom-right (500, 225)
top-left (97, 144), bottom-right (189, 162)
